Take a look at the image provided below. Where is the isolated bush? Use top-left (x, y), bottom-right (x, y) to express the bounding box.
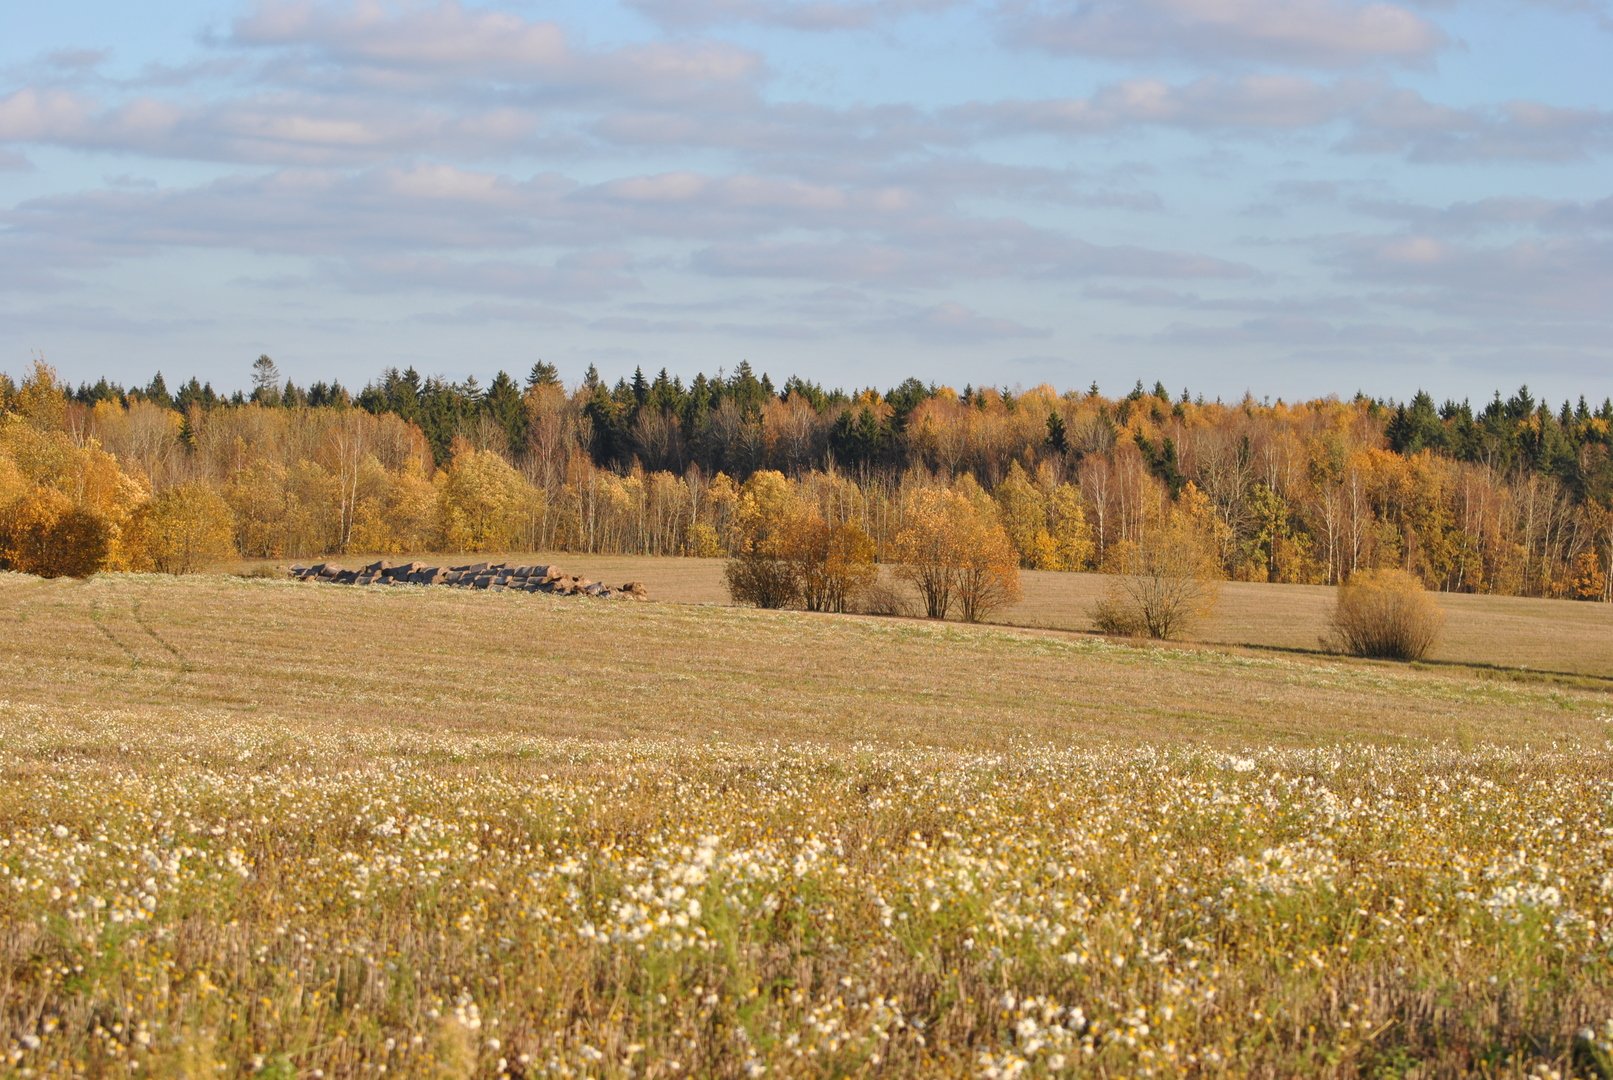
top-left (1328, 568), bottom-right (1444, 660)
top-left (1089, 593), bottom-right (1148, 637)
top-left (1088, 516), bottom-right (1220, 640)
top-left (724, 549), bottom-right (801, 609)
top-left (854, 579), bottom-right (914, 618)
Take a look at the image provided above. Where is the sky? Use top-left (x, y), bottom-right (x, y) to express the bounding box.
top-left (2, 1), bottom-right (1611, 405)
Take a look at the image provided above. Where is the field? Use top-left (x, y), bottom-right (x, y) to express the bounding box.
top-left (3, 572), bottom-right (1613, 1077)
top-left (232, 551), bottom-right (1613, 679)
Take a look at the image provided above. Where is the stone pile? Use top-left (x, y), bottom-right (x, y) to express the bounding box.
top-left (288, 560), bottom-right (649, 600)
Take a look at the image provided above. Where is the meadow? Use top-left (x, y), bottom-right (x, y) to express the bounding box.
top-left (230, 551), bottom-right (1613, 679)
top-left (3, 571), bottom-right (1613, 1077)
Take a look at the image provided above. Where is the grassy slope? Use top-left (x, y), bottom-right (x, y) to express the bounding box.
top-left (231, 551), bottom-right (1613, 678)
top-left (3, 571), bottom-right (1606, 748)
top-left (5, 573), bottom-right (1613, 1077)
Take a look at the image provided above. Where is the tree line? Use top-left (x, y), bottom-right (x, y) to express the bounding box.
top-left (2, 357), bottom-right (1610, 603)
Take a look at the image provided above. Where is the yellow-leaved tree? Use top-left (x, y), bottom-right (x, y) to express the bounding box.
top-left (995, 461), bottom-right (1056, 569)
top-left (788, 516), bottom-right (877, 614)
top-left (438, 447), bottom-right (540, 552)
top-left (892, 486), bottom-right (1021, 622)
top-left (723, 470), bottom-right (801, 608)
top-left (994, 461), bottom-right (1096, 572)
top-left (128, 482), bottom-right (238, 574)
top-left (1046, 482), bottom-right (1094, 570)
top-left (0, 363), bottom-right (148, 577)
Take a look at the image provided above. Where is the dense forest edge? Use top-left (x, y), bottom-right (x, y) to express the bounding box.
top-left (1, 355), bottom-right (1610, 603)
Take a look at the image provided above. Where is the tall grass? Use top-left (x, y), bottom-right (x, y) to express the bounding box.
top-left (3, 711), bottom-right (1612, 1076)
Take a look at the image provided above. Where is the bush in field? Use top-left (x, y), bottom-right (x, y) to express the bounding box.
top-left (1328, 568), bottom-right (1444, 660)
top-left (1089, 591), bottom-right (1149, 637)
top-left (853, 578), bottom-right (914, 618)
top-left (1089, 515), bottom-right (1220, 639)
top-left (724, 550), bottom-right (801, 609)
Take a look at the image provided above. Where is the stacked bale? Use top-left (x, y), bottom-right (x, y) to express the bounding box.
top-left (287, 561), bottom-right (649, 601)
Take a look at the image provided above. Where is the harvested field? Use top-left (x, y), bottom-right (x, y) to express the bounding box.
top-left (3, 573), bottom-right (1612, 1077)
top-left (3, 571), bottom-right (1607, 746)
top-left (232, 551), bottom-right (1613, 678)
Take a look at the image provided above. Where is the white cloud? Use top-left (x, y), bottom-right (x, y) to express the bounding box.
top-left (964, 76), bottom-right (1379, 135)
top-left (860, 300), bottom-right (1051, 342)
top-left (964, 77), bottom-right (1613, 163)
top-left (626, 0), bottom-right (963, 31)
top-left (1345, 93), bottom-right (1613, 161)
top-left (1334, 232), bottom-right (1613, 319)
top-left (229, 0), bottom-right (763, 101)
top-left (1001, 0), bottom-right (1447, 68)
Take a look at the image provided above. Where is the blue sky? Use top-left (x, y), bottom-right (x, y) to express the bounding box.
top-left (2, 0), bottom-right (1610, 404)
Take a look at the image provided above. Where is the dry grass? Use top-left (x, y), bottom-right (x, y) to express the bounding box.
top-left (226, 551), bottom-right (1613, 678)
top-left (4, 572), bottom-right (1613, 1077)
top-left (4, 570), bottom-right (1609, 748)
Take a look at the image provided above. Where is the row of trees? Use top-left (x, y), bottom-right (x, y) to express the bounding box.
top-left (3, 359), bottom-right (1610, 603)
top-left (58, 359), bottom-right (1613, 494)
top-left (723, 472), bottom-right (1024, 622)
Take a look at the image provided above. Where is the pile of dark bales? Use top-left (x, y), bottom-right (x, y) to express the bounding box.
top-left (288, 561), bottom-right (648, 600)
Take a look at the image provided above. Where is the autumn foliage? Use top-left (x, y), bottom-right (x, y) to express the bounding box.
top-left (724, 471), bottom-right (878, 612)
top-left (4, 360), bottom-right (1613, 604)
top-left (891, 486), bottom-right (1021, 622)
top-left (0, 488), bottom-right (111, 579)
top-left (128, 483), bottom-right (237, 575)
top-left (0, 363), bottom-right (146, 577)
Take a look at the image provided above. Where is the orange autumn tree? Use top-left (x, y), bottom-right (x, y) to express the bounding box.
top-left (0, 362), bottom-right (148, 577)
top-left (128, 482), bottom-right (237, 574)
top-left (892, 486), bottom-right (1021, 622)
top-left (789, 515), bottom-right (877, 614)
top-left (723, 470), bottom-right (802, 609)
top-left (722, 469), bottom-right (879, 612)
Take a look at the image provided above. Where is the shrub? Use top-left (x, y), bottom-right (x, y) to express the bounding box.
top-left (1089, 594), bottom-right (1148, 637)
top-left (723, 550), bottom-right (800, 609)
top-left (854, 579), bottom-right (914, 618)
top-left (1088, 516), bottom-right (1220, 640)
top-left (1328, 569), bottom-right (1444, 660)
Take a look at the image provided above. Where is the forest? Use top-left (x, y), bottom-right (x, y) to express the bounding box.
top-left (2, 355), bottom-right (1610, 602)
